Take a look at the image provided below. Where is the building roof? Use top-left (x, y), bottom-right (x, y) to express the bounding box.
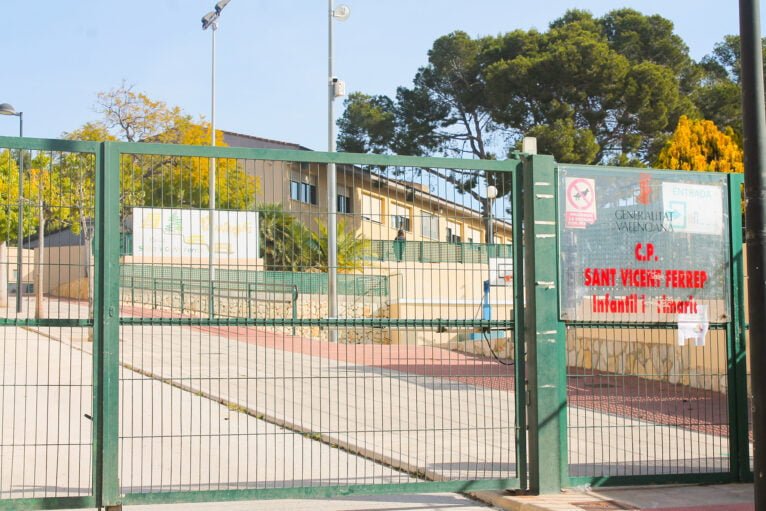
top-left (222, 131), bottom-right (312, 152)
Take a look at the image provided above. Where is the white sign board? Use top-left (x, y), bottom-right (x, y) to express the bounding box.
top-left (564, 177), bottom-right (597, 229)
top-left (132, 207), bottom-right (259, 259)
top-left (662, 182), bottom-right (723, 235)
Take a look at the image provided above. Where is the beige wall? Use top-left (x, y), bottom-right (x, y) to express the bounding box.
top-left (43, 246), bottom-right (88, 295)
top-left (247, 160), bottom-right (513, 244)
top-left (3, 247), bottom-right (36, 289)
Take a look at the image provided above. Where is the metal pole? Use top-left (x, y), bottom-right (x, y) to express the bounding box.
top-left (487, 197), bottom-right (494, 246)
top-left (208, 23), bottom-right (217, 318)
top-left (740, 0), bottom-right (766, 504)
top-left (327, 0), bottom-right (339, 342)
top-left (16, 112), bottom-right (23, 313)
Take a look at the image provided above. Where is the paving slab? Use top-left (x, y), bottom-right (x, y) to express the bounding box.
top-left (474, 484), bottom-right (754, 511)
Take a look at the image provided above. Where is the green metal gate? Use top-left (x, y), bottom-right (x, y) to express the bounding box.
top-left (553, 163), bottom-right (750, 487)
top-left (0, 136), bottom-right (526, 510)
top-left (0, 136), bottom-right (751, 510)
top-left (0, 138), bottom-right (101, 510)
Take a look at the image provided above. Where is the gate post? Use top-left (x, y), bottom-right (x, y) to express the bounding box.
top-left (93, 141), bottom-right (122, 508)
top-left (727, 172), bottom-right (751, 482)
top-left (523, 154), bottom-right (568, 493)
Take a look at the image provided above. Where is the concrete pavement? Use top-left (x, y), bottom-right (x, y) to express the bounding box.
top-left (0, 296), bottom-right (753, 509)
top-left (476, 483), bottom-right (754, 510)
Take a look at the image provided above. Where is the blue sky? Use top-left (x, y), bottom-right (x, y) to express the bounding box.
top-left (0, 1), bottom-right (756, 150)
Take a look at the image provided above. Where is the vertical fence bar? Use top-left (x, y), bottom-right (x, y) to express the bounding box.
top-left (512, 158), bottom-right (528, 489)
top-left (728, 172), bottom-right (751, 481)
top-left (523, 154), bottom-right (567, 493)
top-left (292, 285), bottom-right (298, 335)
top-left (247, 283), bottom-right (252, 318)
top-left (93, 141), bottom-right (122, 508)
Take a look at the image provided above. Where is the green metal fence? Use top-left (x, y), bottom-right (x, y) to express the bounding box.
top-left (0, 136), bottom-right (749, 511)
top-left (366, 239), bottom-right (514, 264)
top-left (556, 165), bottom-right (750, 487)
top-left (120, 264), bottom-right (388, 297)
top-left (122, 232), bottom-right (514, 264)
top-left (0, 136), bottom-right (526, 510)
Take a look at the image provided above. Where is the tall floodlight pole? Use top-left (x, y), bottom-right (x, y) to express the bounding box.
top-left (202, 0), bottom-right (230, 318)
top-left (0, 103), bottom-right (24, 313)
top-left (328, 2), bottom-right (350, 343)
top-left (740, 0), bottom-right (766, 506)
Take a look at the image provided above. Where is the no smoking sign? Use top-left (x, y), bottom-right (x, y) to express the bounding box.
top-left (565, 177), bottom-right (597, 229)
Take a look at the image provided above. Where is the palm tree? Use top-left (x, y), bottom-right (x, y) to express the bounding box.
top-left (258, 203), bottom-right (313, 271)
top-left (307, 218), bottom-right (371, 273)
top-left (258, 204), bottom-right (370, 273)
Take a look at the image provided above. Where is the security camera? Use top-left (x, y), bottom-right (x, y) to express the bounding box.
top-left (333, 79), bottom-right (346, 98)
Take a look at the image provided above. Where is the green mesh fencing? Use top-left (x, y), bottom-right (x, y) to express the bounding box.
top-left (120, 263), bottom-right (388, 297)
top-left (367, 240), bottom-right (513, 263)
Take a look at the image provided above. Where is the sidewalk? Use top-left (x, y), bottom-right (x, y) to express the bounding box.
top-left (475, 483), bottom-right (754, 511)
top-left (2, 297), bottom-right (752, 507)
top-left (62, 484), bottom-right (754, 511)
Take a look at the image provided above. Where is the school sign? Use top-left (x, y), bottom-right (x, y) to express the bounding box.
top-left (558, 166), bottom-right (731, 324)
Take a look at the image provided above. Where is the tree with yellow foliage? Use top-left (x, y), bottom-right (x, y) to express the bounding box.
top-left (66, 83), bottom-right (258, 212)
top-left (655, 115), bottom-right (743, 173)
top-left (62, 85), bottom-right (259, 320)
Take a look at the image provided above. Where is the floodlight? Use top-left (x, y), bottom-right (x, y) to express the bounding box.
top-left (202, 11), bottom-right (218, 30)
top-left (215, 0), bottom-right (230, 15)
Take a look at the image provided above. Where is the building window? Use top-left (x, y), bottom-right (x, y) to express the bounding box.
top-left (390, 202), bottom-right (412, 232)
top-left (337, 186), bottom-right (352, 213)
top-left (446, 220), bottom-right (462, 243)
top-left (362, 193), bottom-right (383, 223)
top-left (337, 194), bottom-right (352, 213)
top-left (420, 212), bottom-right (439, 240)
top-left (290, 180), bottom-right (317, 205)
top-left (466, 226), bottom-right (482, 244)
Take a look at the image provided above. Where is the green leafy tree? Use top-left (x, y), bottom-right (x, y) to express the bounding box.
top-left (338, 31), bottom-right (511, 242)
top-left (338, 9), bottom-right (698, 223)
top-left (694, 35), bottom-right (766, 141)
top-left (485, 9), bottom-right (695, 164)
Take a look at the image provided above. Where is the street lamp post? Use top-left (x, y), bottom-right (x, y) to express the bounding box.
top-left (486, 185), bottom-right (497, 247)
top-left (202, 0), bottom-right (230, 318)
top-left (739, 0), bottom-right (766, 505)
top-left (328, 2), bottom-right (350, 343)
top-left (0, 103), bottom-right (24, 314)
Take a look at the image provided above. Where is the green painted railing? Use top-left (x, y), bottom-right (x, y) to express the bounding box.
top-left (120, 264), bottom-right (388, 297)
top-left (120, 233), bottom-right (512, 263)
top-left (367, 240), bottom-right (513, 263)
